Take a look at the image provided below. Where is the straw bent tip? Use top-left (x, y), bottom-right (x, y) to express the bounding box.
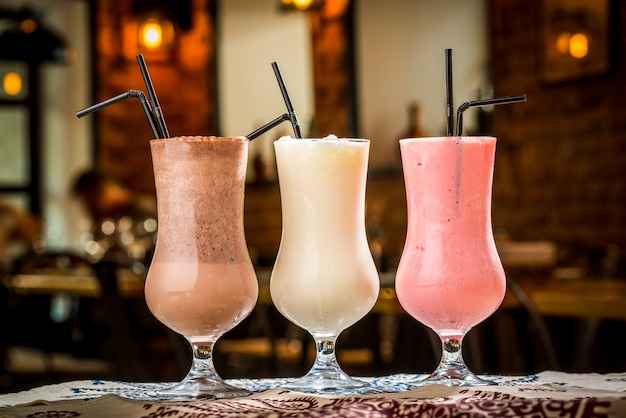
top-left (75, 89), bottom-right (160, 139)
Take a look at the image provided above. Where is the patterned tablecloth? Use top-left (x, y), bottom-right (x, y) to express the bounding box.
top-left (1, 372), bottom-right (626, 417)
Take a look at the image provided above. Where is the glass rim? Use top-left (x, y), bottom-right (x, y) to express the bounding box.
top-left (275, 136), bottom-right (370, 143)
top-left (399, 136), bottom-right (496, 143)
top-left (149, 136), bottom-right (248, 144)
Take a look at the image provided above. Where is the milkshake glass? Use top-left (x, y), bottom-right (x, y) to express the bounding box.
top-left (145, 136), bottom-right (258, 399)
top-left (395, 136), bottom-right (506, 386)
top-left (270, 136), bottom-right (379, 393)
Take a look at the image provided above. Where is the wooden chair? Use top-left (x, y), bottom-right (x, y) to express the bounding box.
top-left (1, 251), bottom-right (112, 390)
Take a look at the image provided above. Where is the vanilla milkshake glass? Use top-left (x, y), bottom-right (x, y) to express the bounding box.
top-left (145, 136), bottom-right (258, 399)
top-left (270, 136), bottom-right (379, 393)
top-left (395, 136), bottom-right (506, 386)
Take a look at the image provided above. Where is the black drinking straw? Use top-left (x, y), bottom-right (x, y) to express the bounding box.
top-left (245, 61), bottom-right (303, 140)
top-left (455, 94), bottom-right (527, 136)
top-left (136, 54), bottom-right (170, 138)
top-left (76, 90), bottom-right (160, 139)
top-left (271, 61), bottom-right (302, 139)
top-left (247, 113), bottom-right (291, 140)
top-left (445, 49), bottom-right (454, 136)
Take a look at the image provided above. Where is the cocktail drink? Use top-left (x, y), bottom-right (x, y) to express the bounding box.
top-left (145, 136), bottom-right (258, 399)
top-left (270, 136), bottom-right (380, 393)
top-left (395, 136), bottom-right (506, 386)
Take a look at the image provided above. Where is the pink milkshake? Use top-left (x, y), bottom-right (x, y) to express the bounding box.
top-left (395, 136), bottom-right (506, 386)
top-left (145, 136), bottom-right (258, 399)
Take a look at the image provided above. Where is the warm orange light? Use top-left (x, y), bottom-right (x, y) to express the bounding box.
top-left (322, 0), bottom-right (349, 17)
top-left (140, 18), bottom-right (163, 49)
top-left (282, 0), bottom-right (324, 11)
top-left (21, 18), bottom-right (37, 33)
top-left (569, 33), bottom-right (589, 59)
top-left (3, 72), bottom-right (22, 96)
top-left (556, 32), bottom-right (571, 55)
top-left (293, 0), bottom-right (313, 10)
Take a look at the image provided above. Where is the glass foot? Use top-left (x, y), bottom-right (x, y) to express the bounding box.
top-left (156, 376), bottom-right (250, 400)
top-left (282, 335), bottom-right (378, 394)
top-left (283, 368), bottom-right (375, 394)
top-left (411, 365), bottom-right (496, 388)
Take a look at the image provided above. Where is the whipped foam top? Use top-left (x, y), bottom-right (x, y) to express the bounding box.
top-left (277, 134), bottom-right (370, 142)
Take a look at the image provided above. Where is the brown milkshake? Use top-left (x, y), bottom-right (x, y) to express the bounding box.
top-left (145, 136), bottom-right (258, 341)
top-left (149, 136), bottom-right (250, 263)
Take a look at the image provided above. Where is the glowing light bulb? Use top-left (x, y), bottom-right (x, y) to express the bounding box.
top-left (3, 72), bottom-right (22, 96)
top-left (293, 0), bottom-right (313, 10)
top-left (141, 19), bottom-right (163, 49)
top-left (569, 33), bottom-right (589, 59)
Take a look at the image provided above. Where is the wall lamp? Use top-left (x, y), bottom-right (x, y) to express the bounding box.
top-left (280, 0), bottom-right (325, 12)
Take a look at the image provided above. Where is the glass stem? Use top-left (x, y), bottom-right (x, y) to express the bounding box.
top-left (186, 342), bottom-right (220, 380)
top-left (282, 332), bottom-right (369, 390)
top-left (424, 334), bottom-right (494, 385)
top-left (438, 337), bottom-right (466, 371)
top-left (309, 334), bottom-right (342, 376)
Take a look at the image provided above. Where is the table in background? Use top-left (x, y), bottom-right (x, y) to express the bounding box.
top-left (373, 275), bottom-right (626, 320)
top-left (5, 269), bottom-right (626, 376)
top-left (2, 268), bottom-right (144, 299)
top-left (6, 270), bottom-right (626, 322)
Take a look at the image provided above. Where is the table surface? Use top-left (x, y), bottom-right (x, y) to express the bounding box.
top-left (1, 372), bottom-right (626, 417)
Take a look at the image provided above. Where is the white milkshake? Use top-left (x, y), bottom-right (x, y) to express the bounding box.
top-left (270, 136), bottom-right (379, 336)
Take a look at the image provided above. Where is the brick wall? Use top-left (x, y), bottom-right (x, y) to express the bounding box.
top-left (94, 0), bottom-right (217, 194)
top-left (490, 0), bottom-right (626, 254)
top-left (309, 0), bottom-right (356, 137)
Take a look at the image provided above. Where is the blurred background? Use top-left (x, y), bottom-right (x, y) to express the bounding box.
top-left (1, 0), bottom-right (625, 393)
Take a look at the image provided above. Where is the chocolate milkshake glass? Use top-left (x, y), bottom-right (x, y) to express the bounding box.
top-left (145, 136), bottom-right (258, 399)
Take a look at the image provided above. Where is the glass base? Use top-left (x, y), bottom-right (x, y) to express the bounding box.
top-left (156, 376), bottom-right (250, 400)
top-left (283, 368), bottom-right (375, 394)
top-left (411, 365), bottom-right (497, 388)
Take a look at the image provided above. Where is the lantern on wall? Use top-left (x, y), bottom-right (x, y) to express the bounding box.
top-left (137, 12), bottom-right (175, 52)
top-left (122, 0), bottom-right (191, 61)
top-left (541, 0), bottom-right (611, 83)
